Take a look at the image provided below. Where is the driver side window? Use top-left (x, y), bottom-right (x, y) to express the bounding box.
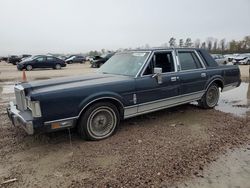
top-left (143, 51), bottom-right (175, 75)
top-left (36, 57), bottom-right (46, 62)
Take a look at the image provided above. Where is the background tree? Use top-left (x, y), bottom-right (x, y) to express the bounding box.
top-left (220, 39), bottom-right (226, 51)
top-left (169, 37), bottom-right (176, 47)
top-left (206, 38), bottom-right (213, 51)
top-left (201, 42), bottom-right (206, 49)
top-left (213, 39), bottom-right (218, 52)
top-left (185, 38), bottom-right (192, 47)
top-left (194, 39), bottom-right (201, 48)
top-left (229, 40), bottom-right (238, 52)
top-left (179, 39), bottom-right (184, 47)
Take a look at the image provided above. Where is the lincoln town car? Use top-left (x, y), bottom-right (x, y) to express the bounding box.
top-left (7, 48), bottom-right (241, 140)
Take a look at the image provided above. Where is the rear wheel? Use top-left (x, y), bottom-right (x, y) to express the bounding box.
top-left (199, 83), bottom-right (220, 109)
top-left (26, 65), bottom-right (32, 71)
top-left (77, 102), bottom-right (120, 140)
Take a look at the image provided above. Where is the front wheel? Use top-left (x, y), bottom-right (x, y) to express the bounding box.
top-left (26, 65), bottom-right (32, 71)
top-left (77, 102), bottom-right (120, 140)
top-left (55, 64), bottom-right (61, 69)
top-left (198, 83), bottom-right (220, 109)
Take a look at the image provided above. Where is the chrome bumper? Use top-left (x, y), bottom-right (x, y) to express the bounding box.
top-left (7, 102), bottom-right (34, 135)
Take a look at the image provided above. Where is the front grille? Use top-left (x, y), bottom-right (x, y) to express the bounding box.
top-left (14, 85), bottom-right (27, 111)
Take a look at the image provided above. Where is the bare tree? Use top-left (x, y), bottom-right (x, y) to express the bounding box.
top-left (194, 39), bottom-right (201, 48)
top-left (169, 37), bottom-right (176, 47)
top-left (201, 42), bottom-right (206, 49)
top-left (220, 39), bottom-right (226, 51)
top-left (185, 38), bottom-right (192, 47)
top-left (179, 39), bottom-right (184, 47)
top-left (206, 37), bottom-right (213, 51)
top-left (213, 39), bottom-right (218, 51)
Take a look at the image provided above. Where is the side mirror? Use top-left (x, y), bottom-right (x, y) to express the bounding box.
top-left (152, 67), bottom-right (163, 84)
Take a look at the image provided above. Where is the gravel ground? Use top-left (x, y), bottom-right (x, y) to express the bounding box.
top-left (0, 62), bottom-right (249, 187)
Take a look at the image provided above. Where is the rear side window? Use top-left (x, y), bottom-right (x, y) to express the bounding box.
top-left (47, 57), bottom-right (55, 61)
top-left (178, 52), bottom-right (202, 70)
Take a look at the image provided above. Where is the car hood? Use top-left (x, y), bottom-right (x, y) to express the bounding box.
top-left (21, 73), bottom-right (133, 95)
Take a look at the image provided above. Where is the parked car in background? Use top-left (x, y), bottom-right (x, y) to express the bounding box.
top-left (21, 54), bottom-right (32, 60)
top-left (85, 56), bottom-right (94, 62)
top-left (58, 55), bottom-right (67, 60)
top-left (7, 48), bottom-right (241, 140)
top-left (232, 54), bottom-right (250, 65)
top-left (8, 55), bottom-right (22, 65)
top-left (1, 56), bottom-right (8, 62)
top-left (91, 53), bottom-right (115, 68)
top-left (65, 55), bottom-right (86, 64)
top-left (211, 54), bottom-right (228, 65)
top-left (17, 55), bottom-right (66, 71)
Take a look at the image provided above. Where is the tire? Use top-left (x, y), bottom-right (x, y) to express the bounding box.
top-left (98, 63), bottom-right (104, 68)
top-left (198, 83), bottom-right (220, 109)
top-left (26, 65), bottom-right (32, 71)
top-left (77, 102), bottom-right (120, 141)
top-left (55, 64), bottom-right (61, 70)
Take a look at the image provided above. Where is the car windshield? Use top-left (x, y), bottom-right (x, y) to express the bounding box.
top-left (98, 52), bottom-right (150, 76)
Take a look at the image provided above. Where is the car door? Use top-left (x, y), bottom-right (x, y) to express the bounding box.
top-left (176, 50), bottom-right (208, 99)
top-left (34, 56), bottom-right (46, 68)
top-left (135, 50), bottom-right (180, 113)
top-left (46, 56), bottom-right (56, 68)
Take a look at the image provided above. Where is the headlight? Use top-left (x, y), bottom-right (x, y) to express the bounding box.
top-left (26, 98), bottom-right (42, 117)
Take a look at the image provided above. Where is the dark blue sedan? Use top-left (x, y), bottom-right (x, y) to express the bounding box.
top-left (17, 55), bottom-right (66, 71)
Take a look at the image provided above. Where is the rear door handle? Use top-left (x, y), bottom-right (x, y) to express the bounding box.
top-left (201, 73), bottom-right (206, 78)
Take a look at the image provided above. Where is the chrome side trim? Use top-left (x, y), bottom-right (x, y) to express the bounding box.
top-left (124, 91), bottom-right (205, 119)
top-left (124, 106), bottom-right (138, 117)
top-left (45, 91), bottom-right (207, 125)
top-left (44, 116), bottom-right (78, 125)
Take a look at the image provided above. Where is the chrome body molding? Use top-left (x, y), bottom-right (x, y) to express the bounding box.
top-left (124, 91), bottom-right (205, 119)
top-left (44, 116), bottom-right (78, 125)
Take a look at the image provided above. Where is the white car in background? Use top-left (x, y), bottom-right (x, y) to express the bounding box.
top-left (232, 54), bottom-right (250, 65)
top-left (211, 54), bottom-right (229, 65)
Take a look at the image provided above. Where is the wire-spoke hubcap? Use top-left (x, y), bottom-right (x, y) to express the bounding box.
top-left (87, 107), bottom-right (117, 139)
top-left (206, 86), bottom-right (219, 107)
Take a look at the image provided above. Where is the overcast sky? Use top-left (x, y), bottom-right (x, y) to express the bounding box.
top-left (0, 0), bottom-right (249, 55)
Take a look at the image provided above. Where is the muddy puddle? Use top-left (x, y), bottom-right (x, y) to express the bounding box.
top-left (216, 82), bottom-right (250, 117)
top-left (177, 145), bottom-right (250, 188)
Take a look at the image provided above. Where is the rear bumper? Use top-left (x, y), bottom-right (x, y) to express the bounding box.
top-left (7, 102), bottom-right (34, 135)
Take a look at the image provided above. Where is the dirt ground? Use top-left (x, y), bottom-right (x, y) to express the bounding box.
top-left (0, 62), bottom-right (249, 188)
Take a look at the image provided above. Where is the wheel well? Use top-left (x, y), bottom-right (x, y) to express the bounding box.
top-left (211, 79), bottom-right (224, 91)
top-left (78, 98), bottom-right (124, 120)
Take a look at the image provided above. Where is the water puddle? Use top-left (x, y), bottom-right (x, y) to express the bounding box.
top-left (216, 82), bottom-right (250, 117)
top-left (177, 145), bottom-right (250, 188)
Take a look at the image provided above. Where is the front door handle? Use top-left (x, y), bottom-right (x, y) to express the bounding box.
top-left (171, 76), bottom-right (179, 82)
top-left (201, 73), bottom-right (206, 78)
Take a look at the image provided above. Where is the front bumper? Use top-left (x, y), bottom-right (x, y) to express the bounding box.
top-left (7, 102), bottom-right (34, 135)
